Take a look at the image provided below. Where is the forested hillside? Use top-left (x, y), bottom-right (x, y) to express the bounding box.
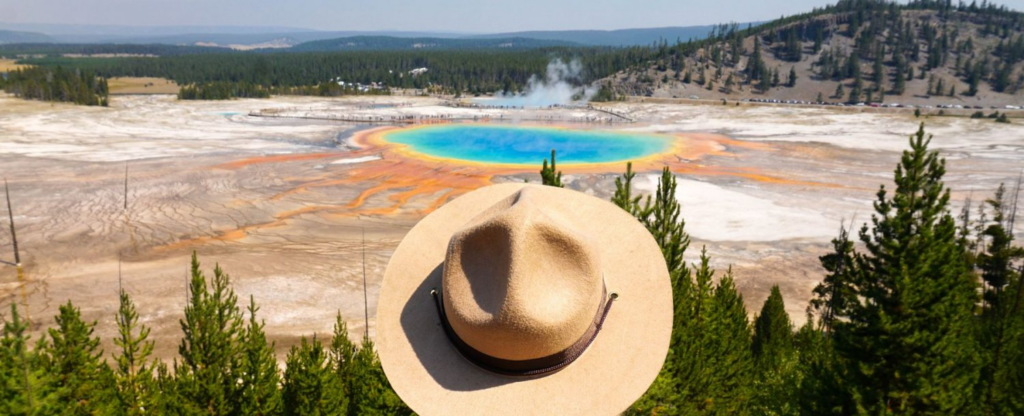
top-left (607, 0), bottom-right (1024, 104)
top-left (17, 47), bottom-right (653, 97)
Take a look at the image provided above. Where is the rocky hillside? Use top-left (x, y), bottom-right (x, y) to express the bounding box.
top-left (607, 0), bottom-right (1024, 106)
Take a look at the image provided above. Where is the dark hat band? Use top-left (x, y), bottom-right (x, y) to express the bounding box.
top-left (430, 284), bottom-right (616, 377)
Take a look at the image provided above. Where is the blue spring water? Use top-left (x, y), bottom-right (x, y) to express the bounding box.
top-left (384, 125), bottom-right (672, 165)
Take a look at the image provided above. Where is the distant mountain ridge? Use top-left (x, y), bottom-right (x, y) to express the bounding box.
top-left (288, 36), bottom-right (582, 52)
top-left (0, 22), bottom-right (760, 47)
top-left (470, 24), bottom-right (764, 46)
top-left (0, 30), bottom-right (53, 44)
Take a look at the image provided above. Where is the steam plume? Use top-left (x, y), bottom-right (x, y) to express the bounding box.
top-left (489, 59), bottom-right (597, 107)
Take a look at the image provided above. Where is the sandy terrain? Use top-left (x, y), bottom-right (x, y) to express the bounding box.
top-left (108, 77), bottom-right (181, 95)
top-left (0, 59), bottom-right (29, 72)
top-left (0, 94), bottom-right (1021, 362)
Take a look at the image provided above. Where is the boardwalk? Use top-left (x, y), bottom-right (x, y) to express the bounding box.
top-left (248, 105), bottom-right (635, 125)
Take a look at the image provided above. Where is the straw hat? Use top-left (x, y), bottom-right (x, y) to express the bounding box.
top-left (377, 183), bottom-right (671, 416)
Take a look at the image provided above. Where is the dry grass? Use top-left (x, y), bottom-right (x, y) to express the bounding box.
top-left (108, 77), bottom-right (180, 95)
top-left (0, 59), bottom-right (29, 72)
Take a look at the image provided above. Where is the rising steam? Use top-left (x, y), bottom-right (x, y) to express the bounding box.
top-left (487, 59), bottom-right (598, 107)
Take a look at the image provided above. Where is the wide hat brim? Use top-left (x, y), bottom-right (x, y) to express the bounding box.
top-left (377, 183), bottom-right (672, 416)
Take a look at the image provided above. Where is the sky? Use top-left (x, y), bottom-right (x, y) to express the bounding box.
top-left (6, 0), bottom-right (1022, 33)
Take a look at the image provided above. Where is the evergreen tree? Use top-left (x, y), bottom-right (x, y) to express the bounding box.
top-left (811, 224), bottom-right (856, 335)
top-left (642, 167), bottom-right (690, 281)
top-left (621, 165), bottom-right (691, 415)
top-left (636, 248), bottom-right (753, 414)
top-left (329, 313), bottom-right (356, 403)
top-left (794, 316), bottom-right (854, 415)
top-left (893, 65), bottom-right (906, 94)
top-left (0, 304), bottom-right (48, 415)
top-left (176, 253), bottom-right (245, 415)
top-left (540, 149), bottom-right (563, 188)
top-left (346, 336), bottom-right (412, 415)
top-left (788, 66), bottom-right (797, 87)
top-left (148, 361), bottom-right (179, 414)
top-left (699, 267), bottom-right (754, 414)
top-left (40, 300), bottom-right (115, 415)
top-left (977, 183), bottom-right (1024, 414)
top-left (282, 336), bottom-right (346, 416)
top-left (834, 82), bottom-right (845, 99)
top-left (112, 288), bottom-right (155, 415)
top-left (611, 162), bottom-right (652, 221)
top-left (239, 296), bottom-right (282, 415)
top-left (749, 286), bottom-right (799, 416)
top-left (835, 123), bottom-right (982, 413)
top-left (751, 285), bottom-right (794, 368)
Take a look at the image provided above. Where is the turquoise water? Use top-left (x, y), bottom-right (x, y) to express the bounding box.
top-left (385, 125), bottom-right (671, 165)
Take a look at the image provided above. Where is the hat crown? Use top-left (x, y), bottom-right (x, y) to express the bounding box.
top-left (442, 187), bottom-right (605, 362)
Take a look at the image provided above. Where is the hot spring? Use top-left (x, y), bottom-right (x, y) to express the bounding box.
top-left (382, 124), bottom-right (673, 165)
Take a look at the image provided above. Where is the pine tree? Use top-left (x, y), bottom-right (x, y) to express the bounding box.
top-left (700, 267), bottom-right (753, 413)
top-left (622, 165), bottom-right (691, 415)
top-left (794, 315), bottom-right (854, 415)
top-left (637, 248), bottom-right (753, 415)
top-left (176, 253), bottom-right (245, 415)
top-left (788, 66), bottom-right (797, 87)
top-left (611, 162), bottom-right (651, 221)
top-left (282, 335), bottom-right (346, 416)
top-left (749, 286), bottom-right (799, 416)
top-left (836, 123), bottom-right (982, 413)
top-left (112, 288), bottom-right (155, 415)
top-left (0, 304), bottom-right (48, 415)
top-left (147, 361), bottom-right (179, 414)
top-left (540, 149), bottom-right (563, 188)
top-left (329, 313), bottom-right (356, 401)
top-left (751, 285), bottom-right (794, 368)
top-left (347, 336), bottom-right (412, 415)
top-left (643, 167), bottom-right (690, 282)
top-left (811, 224), bottom-right (856, 335)
top-left (893, 66), bottom-right (906, 94)
top-left (977, 183), bottom-right (1024, 414)
top-left (834, 83), bottom-right (845, 99)
top-left (239, 296), bottom-right (282, 415)
top-left (40, 300), bottom-right (116, 415)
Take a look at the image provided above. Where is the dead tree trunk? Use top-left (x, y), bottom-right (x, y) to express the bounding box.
top-left (5, 179), bottom-right (19, 265)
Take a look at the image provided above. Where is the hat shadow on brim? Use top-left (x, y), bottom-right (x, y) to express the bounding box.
top-left (401, 263), bottom-right (542, 391)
